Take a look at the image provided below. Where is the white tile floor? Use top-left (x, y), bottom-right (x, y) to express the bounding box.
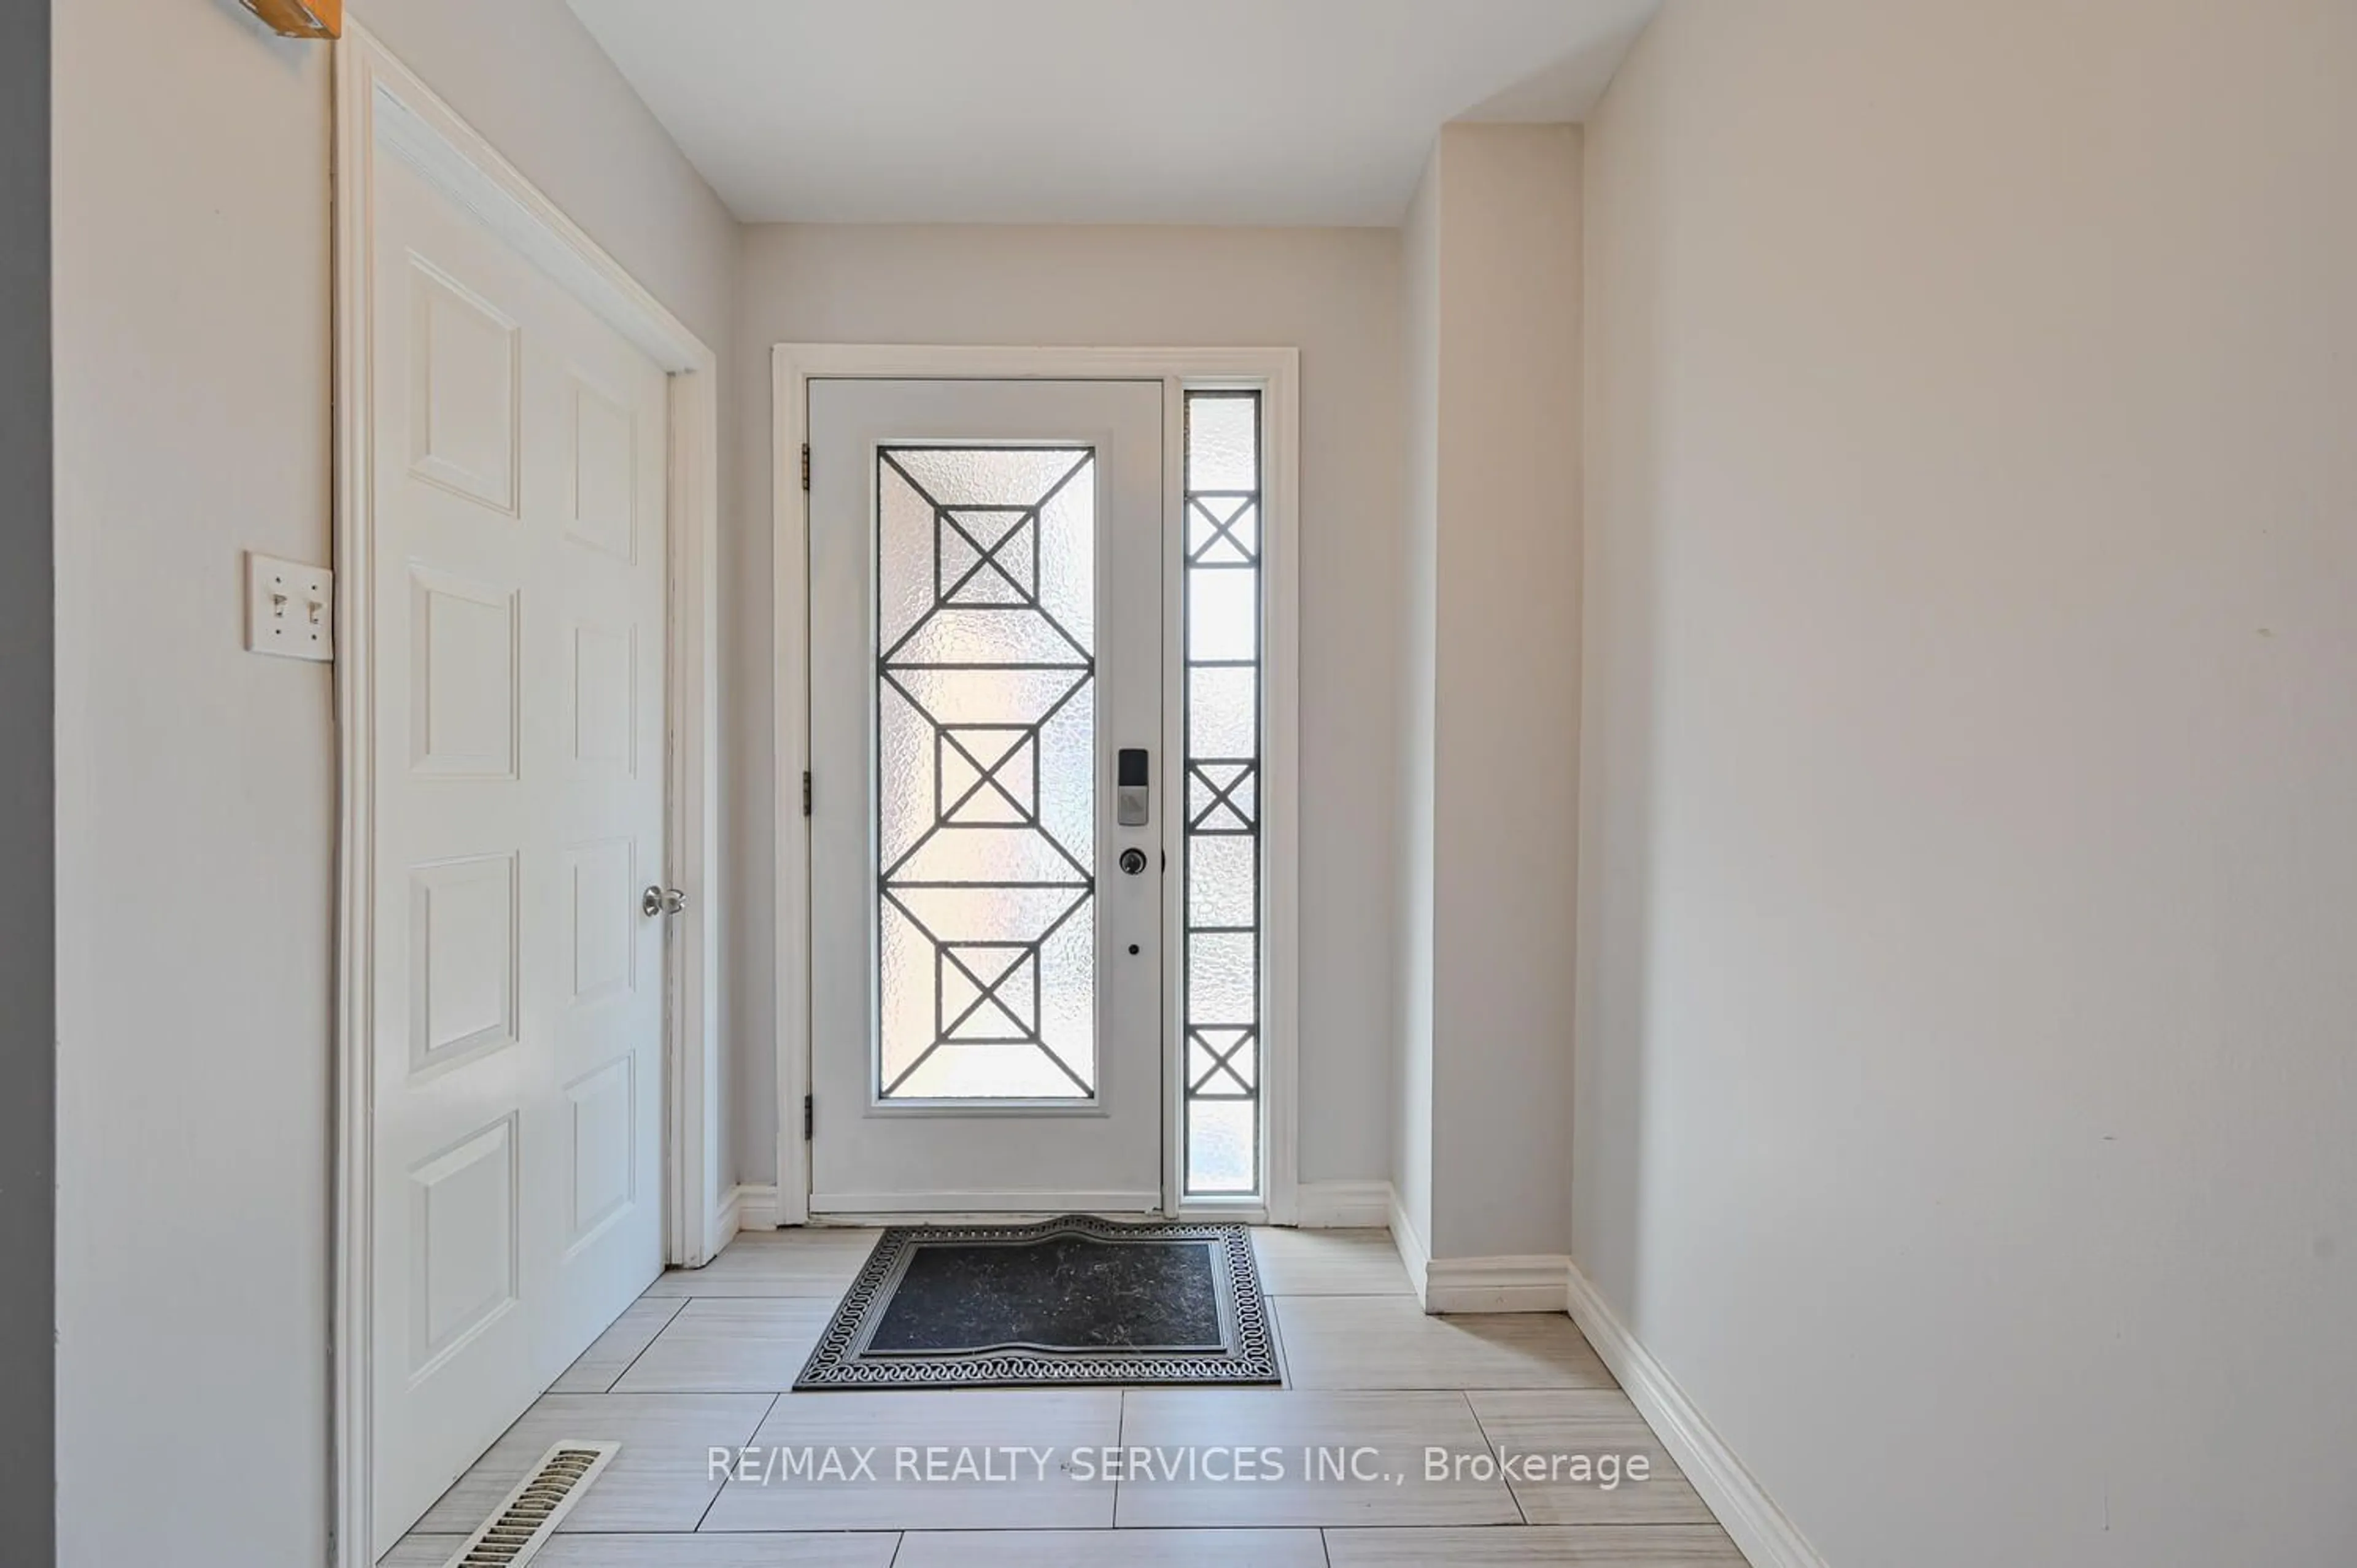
top-left (393, 1227), bottom-right (1746, 1567)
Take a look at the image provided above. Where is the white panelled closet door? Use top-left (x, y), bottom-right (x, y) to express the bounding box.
top-left (368, 147), bottom-right (668, 1553)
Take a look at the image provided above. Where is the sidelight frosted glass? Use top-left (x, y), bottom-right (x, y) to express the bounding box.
top-left (1187, 1099), bottom-right (1256, 1194)
top-left (1182, 391), bottom-right (1264, 1195)
top-left (1186, 835), bottom-right (1256, 929)
top-left (1184, 393), bottom-right (1259, 492)
top-left (1188, 666), bottom-right (1256, 760)
top-left (1186, 932), bottom-right (1256, 1026)
top-left (875, 444), bottom-right (1097, 1101)
top-left (1187, 566), bottom-right (1259, 662)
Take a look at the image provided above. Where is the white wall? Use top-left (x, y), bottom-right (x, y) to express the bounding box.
top-left (1395, 152), bottom-right (1442, 1249)
top-left (1396, 125), bottom-right (1582, 1262)
top-left (1426, 125), bottom-right (1581, 1262)
top-left (1576, 2), bottom-right (2357, 1564)
top-left (51, 4), bottom-right (737, 1562)
top-left (731, 223), bottom-right (1405, 1190)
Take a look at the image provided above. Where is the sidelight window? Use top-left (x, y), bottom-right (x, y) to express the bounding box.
top-left (1180, 392), bottom-right (1263, 1193)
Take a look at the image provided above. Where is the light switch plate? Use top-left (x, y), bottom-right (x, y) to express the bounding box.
top-left (246, 552), bottom-right (335, 662)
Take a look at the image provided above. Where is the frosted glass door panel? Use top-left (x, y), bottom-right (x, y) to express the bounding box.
top-left (874, 446), bottom-right (1098, 1102)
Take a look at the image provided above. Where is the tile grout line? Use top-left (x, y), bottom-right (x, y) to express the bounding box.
top-left (596, 1293), bottom-right (691, 1392)
top-left (1113, 1385), bottom-right (1131, 1528)
top-left (1458, 1387), bottom-right (1528, 1526)
top-left (689, 1390), bottom-right (781, 1535)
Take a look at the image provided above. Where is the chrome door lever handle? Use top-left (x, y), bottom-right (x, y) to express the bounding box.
top-left (642, 885), bottom-right (688, 917)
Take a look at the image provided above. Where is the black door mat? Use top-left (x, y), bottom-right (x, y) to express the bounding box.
top-left (795, 1215), bottom-right (1282, 1389)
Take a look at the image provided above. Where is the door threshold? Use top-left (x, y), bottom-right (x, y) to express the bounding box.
top-left (807, 1189), bottom-right (1163, 1223)
top-left (801, 1202), bottom-right (1270, 1228)
top-left (1172, 1202), bottom-right (1270, 1226)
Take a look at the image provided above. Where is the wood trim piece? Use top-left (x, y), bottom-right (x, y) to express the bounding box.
top-left (242, 0), bottom-right (342, 39)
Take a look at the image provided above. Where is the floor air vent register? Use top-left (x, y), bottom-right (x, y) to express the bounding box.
top-left (439, 1442), bottom-right (619, 1568)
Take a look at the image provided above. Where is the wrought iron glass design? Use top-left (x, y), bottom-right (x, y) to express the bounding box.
top-left (1182, 392), bottom-right (1263, 1194)
top-left (874, 446), bottom-right (1097, 1101)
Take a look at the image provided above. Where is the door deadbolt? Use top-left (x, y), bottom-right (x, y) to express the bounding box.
top-left (642, 885), bottom-right (688, 917)
top-left (1118, 848), bottom-right (1148, 876)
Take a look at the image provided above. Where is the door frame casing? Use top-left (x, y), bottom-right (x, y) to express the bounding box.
top-left (773, 344), bottom-right (1302, 1229)
top-left (331, 28), bottom-right (724, 1567)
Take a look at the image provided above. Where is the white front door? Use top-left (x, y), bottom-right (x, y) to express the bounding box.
top-left (370, 148), bottom-right (669, 1552)
top-left (807, 379), bottom-right (1165, 1213)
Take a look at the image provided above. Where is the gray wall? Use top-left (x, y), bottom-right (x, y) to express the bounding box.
top-left (1395, 126), bottom-right (1583, 1263)
top-left (1, 0), bottom-right (52, 1560)
top-left (1393, 148), bottom-right (1440, 1250)
top-left (1577, 1), bottom-right (2357, 1562)
top-left (50, 3), bottom-right (737, 1561)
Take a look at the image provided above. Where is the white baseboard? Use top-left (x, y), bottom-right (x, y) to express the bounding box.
top-left (1293, 1179), bottom-right (1395, 1229)
top-left (1565, 1262), bottom-right (1828, 1568)
top-left (1424, 1253), bottom-right (1571, 1313)
top-left (1385, 1186), bottom-right (1431, 1302)
top-left (1375, 1183), bottom-right (1571, 1315)
top-left (718, 1183), bottom-right (782, 1238)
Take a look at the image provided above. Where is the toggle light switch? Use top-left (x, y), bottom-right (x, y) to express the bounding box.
top-left (246, 551), bottom-right (335, 663)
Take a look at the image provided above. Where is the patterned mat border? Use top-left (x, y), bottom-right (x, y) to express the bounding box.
top-left (794, 1215), bottom-right (1282, 1389)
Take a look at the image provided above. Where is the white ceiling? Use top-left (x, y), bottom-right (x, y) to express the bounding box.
top-left (566, 0), bottom-right (1660, 226)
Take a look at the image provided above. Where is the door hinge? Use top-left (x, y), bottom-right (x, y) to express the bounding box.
top-left (801, 442), bottom-right (811, 492)
top-left (802, 770), bottom-right (813, 816)
top-left (803, 1093), bottom-right (814, 1140)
